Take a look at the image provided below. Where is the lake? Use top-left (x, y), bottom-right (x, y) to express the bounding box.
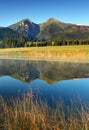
top-left (0, 59), bottom-right (89, 105)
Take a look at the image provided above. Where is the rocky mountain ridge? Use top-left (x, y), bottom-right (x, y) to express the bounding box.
top-left (1, 18), bottom-right (89, 40)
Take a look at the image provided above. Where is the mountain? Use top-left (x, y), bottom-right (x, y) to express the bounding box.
top-left (1, 18), bottom-right (89, 41)
top-left (38, 18), bottom-right (89, 40)
top-left (9, 18), bottom-right (40, 40)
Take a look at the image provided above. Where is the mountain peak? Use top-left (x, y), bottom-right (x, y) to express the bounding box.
top-left (19, 18), bottom-right (33, 26)
top-left (47, 18), bottom-right (58, 23)
top-left (46, 18), bottom-right (64, 24)
top-left (21, 18), bottom-right (32, 23)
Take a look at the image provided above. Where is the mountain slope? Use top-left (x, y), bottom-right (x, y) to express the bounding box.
top-left (0, 27), bottom-right (28, 48)
top-left (38, 18), bottom-right (89, 40)
top-left (9, 18), bottom-right (40, 40)
top-left (0, 27), bottom-right (19, 40)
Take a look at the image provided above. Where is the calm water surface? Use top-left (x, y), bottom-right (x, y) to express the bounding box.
top-left (0, 59), bottom-right (89, 104)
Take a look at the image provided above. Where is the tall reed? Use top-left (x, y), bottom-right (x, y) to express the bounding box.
top-left (0, 94), bottom-right (89, 130)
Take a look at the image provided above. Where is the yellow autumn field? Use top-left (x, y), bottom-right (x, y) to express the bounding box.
top-left (0, 45), bottom-right (89, 62)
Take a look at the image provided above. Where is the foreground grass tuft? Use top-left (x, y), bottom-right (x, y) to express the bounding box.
top-left (0, 94), bottom-right (89, 130)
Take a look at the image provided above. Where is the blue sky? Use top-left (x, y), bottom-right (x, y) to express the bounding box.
top-left (0, 0), bottom-right (89, 26)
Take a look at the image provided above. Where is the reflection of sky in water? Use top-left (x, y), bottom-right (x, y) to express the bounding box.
top-left (0, 59), bottom-right (89, 104)
top-left (0, 75), bottom-right (89, 105)
top-left (0, 76), bottom-right (28, 97)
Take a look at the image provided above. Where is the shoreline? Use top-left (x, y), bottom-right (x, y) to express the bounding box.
top-left (0, 55), bottom-right (89, 63)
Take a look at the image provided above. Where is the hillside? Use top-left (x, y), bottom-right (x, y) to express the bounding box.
top-left (0, 27), bottom-right (28, 48)
top-left (0, 27), bottom-right (19, 40)
top-left (38, 18), bottom-right (89, 40)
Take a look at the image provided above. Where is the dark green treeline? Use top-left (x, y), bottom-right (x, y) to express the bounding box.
top-left (1, 39), bottom-right (89, 48)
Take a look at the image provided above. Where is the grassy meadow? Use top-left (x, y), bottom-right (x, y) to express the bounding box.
top-left (0, 45), bottom-right (89, 62)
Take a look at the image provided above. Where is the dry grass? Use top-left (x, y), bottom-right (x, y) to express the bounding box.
top-left (0, 45), bottom-right (89, 62)
top-left (0, 94), bottom-right (89, 130)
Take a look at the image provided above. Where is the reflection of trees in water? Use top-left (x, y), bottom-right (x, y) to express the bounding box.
top-left (0, 60), bottom-right (40, 82)
top-left (19, 63), bottom-right (40, 82)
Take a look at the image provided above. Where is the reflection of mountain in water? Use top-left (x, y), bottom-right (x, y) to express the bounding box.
top-left (1, 59), bottom-right (89, 83)
top-left (0, 60), bottom-right (40, 82)
top-left (0, 76), bottom-right (89, 104)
